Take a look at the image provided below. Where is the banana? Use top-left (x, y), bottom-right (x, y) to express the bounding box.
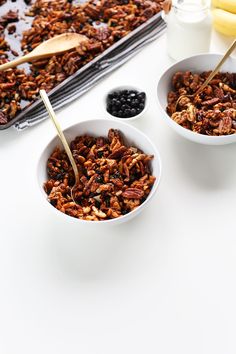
top-left (212, 0), bottom-right (236, 14)
top-left (212, 8), bottom-right (236, 36)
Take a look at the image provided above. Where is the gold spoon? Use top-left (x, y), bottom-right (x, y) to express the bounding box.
top-left (39, 89), bottom-right (80, 204)
top-left (175, 39), bottom-right (236, 110)
top-left (0, 33), bottom-right (88, 71)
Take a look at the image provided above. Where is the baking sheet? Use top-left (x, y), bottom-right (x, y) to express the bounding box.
top-left (0, 1), bottom-right (166, 130)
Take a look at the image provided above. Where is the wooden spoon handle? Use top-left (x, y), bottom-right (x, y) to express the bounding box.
top-left (39, 90), bottom-right (80, 186)
top-left (0, 54), bottom-right (30, 71)
top-left (196, 39), bottom-right (236, 96)
top-left (162, 0), bottom-right (172, 14)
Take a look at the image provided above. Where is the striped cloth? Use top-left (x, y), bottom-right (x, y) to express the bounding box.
top-left (15, 13), bottom-right (166, 130)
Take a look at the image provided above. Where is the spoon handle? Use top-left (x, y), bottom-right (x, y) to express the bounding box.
top-left (0, 54), bottom-right (30, 71)
top-left (39, 90), bottom-right (80, 185)
top-left (196, 39), bottom-right (236, 95)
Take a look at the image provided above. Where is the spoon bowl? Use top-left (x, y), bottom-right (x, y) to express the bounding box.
top-left (0, 33), bottom-right (88, 71)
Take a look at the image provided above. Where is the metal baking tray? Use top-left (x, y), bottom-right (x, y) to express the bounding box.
top-left (0, 1), bottom-right (166, 130)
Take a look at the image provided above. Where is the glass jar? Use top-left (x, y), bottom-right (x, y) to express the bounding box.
top-left (165, 0), bottom-right (212, 61)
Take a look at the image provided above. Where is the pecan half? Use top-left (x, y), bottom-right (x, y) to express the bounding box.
top-left (122, 188), bottom-right (144, 199)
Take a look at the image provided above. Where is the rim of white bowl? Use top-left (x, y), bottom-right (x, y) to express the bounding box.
top-left (37, 118), bottom-right (162, 225)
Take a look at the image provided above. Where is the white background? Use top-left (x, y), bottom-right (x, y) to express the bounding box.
top-left (0, 30), bottom-right (236, 353)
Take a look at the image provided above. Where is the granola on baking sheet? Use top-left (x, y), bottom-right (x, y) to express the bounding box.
top-left (0, 0), bottom-right (165, 125)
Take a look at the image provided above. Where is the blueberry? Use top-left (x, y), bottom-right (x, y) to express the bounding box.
top-left (112, 91), bottom-right (119, 97)
top-left (108, 93), bottom-right (114, 100)
top-left (131, 99), bottom-right (139, 108)
top-left (56, 173), bottom-right (63, 180)
top-left (131, 108), bottom-right (137, 116)
top-left (139, 103), bottom-right (145, 110)
top-left (120, 97), bottom-right (126, 104)
top-left (95, 175), bottom-right (104, 183)
top-left (138, 92), bottom-right (146, 102)
top-left (111, 171), bottom-right (121, 179)
top-left (115, 100), bottom-right (121, 107)
top-left (125, 109), bottom-right (131, 116)
top-left (118, 110), bottom-right (123, 116)
top-left (112, 110), bottom-right (118, 116)
top-left (95, 200), bottom-right (101, 208)
top-left (50, 199), bottom-right (57, 207)
top-left (97, 151), bottom-right (104, 158)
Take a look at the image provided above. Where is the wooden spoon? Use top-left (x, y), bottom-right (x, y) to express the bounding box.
top-left (162, 0), bottom-right (172, 14)
top-left (175, 39), bottom-right (236, 111)
top-left (39, 89), bottom-right (80, 205)
top-left (0, 33), bottom-right (88, 71)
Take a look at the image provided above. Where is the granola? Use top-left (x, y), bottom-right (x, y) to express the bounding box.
top-left (167, 71), bottom-right (236, 136)
top-left (44, 128), bottom-right (156, 221)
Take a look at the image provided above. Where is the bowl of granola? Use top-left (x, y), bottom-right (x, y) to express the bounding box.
top-left (157, 53), bottom-right (236, 145)
top-left (37, 118), bottom-right (161, 224)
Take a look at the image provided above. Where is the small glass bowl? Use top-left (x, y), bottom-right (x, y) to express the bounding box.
top-left (104, 85), bottom-right (148, 121)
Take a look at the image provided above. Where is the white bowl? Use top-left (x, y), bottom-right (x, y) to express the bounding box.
top-left (104, 85), bottom-right (148, 121)
top-left (157, 53), bottom-right (236, 145)
top-left (37, 118), bottom-right (161, 225)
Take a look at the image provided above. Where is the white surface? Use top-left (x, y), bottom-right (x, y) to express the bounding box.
top-left (0, 31), bottom-right (236, 354)
top-left (157, 53), bottom-right (236, 144)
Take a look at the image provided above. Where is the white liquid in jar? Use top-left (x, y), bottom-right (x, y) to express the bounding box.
top-left (166, 2), bottom-right (212, 61)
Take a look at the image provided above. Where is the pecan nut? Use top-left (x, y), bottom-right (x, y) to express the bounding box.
top-left (122, 188), bottom-right (144, 199)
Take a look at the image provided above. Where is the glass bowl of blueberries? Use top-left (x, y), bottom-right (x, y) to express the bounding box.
top-left (105, 85), bottom-right (147, 121)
